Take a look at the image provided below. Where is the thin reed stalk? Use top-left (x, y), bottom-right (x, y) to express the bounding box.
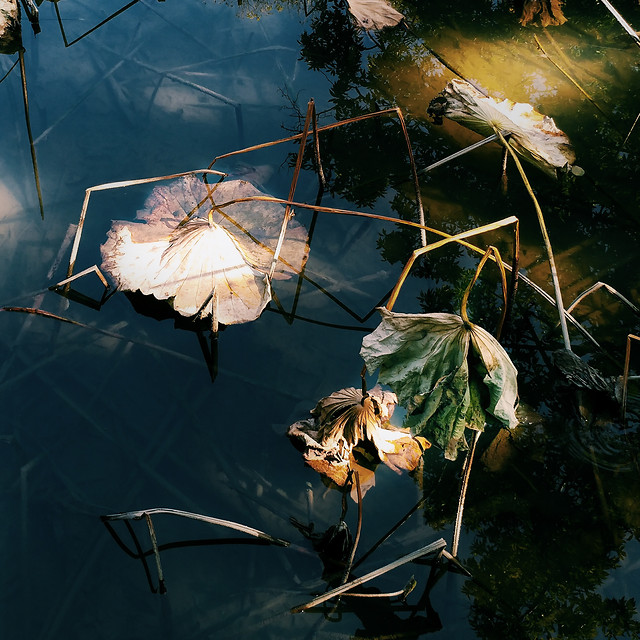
top-left (19, 50), bottom-right (44, 219)
top-left (494, 128), bottom-right (572, 351)
top-left (291, 538), bottom-right (447, 613)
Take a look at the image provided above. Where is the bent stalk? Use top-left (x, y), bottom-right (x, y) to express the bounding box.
top-left (495, 129), bottom-right (572, 351)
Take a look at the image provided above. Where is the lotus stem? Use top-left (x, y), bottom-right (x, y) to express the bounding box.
top-left (268, 100), bottom-right (313, 280)
top-left (452, 430), bottom-right (480, 557)
top-left (291, 538), bottom-right (447, 613)
top-left (352, 496), bottom-right (427, 571)
top-left (494, 128), bottom-right (572, 351)
top-left (340, 471), bottom-right (362, 587)
top-left (54, 0), bottom-right (141, 47)
top-left (19, 49), bottom-right (44, 219)
top-left (0, 58), bottom-right (19, 84)
top-left (597, 0), bottom-right (640, 47)
top-left (385, 217), bottom-right (518, 312)
top-left (622, 335), bottom-right (640, 420)
top-left (418, 134), bottom-right (499, 175)
top-left (533, 35), bottom-right (614, 129)
top-left (459, 245), bottom-right (509, 338)
top-left (102, 508), bottom-right (290, 547)
top-left (144, 513), bottom-right (166, 594)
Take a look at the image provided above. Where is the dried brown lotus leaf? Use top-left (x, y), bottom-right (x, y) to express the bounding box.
top-left (314, 387), bottom-right (386, 449)
top-left (0, 0), bottom-right (21, 55)
top-left (287, 386), bottom-right (428, 497)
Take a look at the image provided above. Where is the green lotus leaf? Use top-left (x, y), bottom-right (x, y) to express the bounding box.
top-left (360, 308), bottom-right (518, 459)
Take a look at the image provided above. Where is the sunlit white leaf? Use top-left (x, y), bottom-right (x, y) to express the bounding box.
top-left (347, 0), bottom-right (405, 30)
top-left (431, 79), bottom-right (575, 177)
top-left (100, 176), bottom-right (308, 326)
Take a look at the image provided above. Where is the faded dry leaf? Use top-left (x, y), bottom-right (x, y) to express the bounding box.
top-left (0, 0), bottom-right (21, 54)
top-left (313, 386), bottom-right (398, 452)
top-left (429, 79), bottom-right (575, 177)
top-left (288, 385), bottom-right (429, 498)
top-left (347, 0), bottom-right (405, 30)
top-left (100, 175), bottom-right (308, 326)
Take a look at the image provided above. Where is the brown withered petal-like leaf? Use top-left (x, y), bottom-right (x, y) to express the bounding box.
top-left (100, 175), bottom-right (308, 326)
top-left (313, 386), bottom-right (397, 450)
top-left (288, 385), bottom-right (429, 498)
top-left (429, 79), bottom-right (575, 177)
top-left (347, 0), bottom-right (405, 30)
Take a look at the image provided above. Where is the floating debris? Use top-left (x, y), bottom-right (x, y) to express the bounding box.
top-left (0, 0), bottom-right (21, 55)
top-left (288, 385), bottom-right (429, 496)
top-left (346, 0), bottom-right (405, 31)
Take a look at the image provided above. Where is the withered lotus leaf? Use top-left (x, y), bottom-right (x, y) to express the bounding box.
top-left (100, 175), bottom-right (308, 326)
top-left (360, 308), bottom-right (518, 460)
top-left (313, 386), bottom-right (399, 453)
top-left (0, 0), bottom-right (21, 55)
top-left (288, 385), bottom-right (429, 497)
top-left (429, 79), bottom-right (575, 177)
top-left (346, 0), bottom-right (405, 30)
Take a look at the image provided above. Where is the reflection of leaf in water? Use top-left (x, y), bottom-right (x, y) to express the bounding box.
top-left (361, 308), bottom-right (518, 459)
top-left (346, 0), bottom-right (404, 31)
top-left (519, 0), bottom-right (567, 27)
top-left (100, 175), bottom-right (308, 326)
top-left (429, 79), bottom-right (575, 177)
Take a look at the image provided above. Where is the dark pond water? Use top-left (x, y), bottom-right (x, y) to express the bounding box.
top-left (2, 0), bottom-right (640, 638)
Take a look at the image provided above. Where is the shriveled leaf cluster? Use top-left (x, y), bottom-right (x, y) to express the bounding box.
top-left (288, 385), bottom-right (429, 497)
top-left (360, 308), bottom-right (518, 459)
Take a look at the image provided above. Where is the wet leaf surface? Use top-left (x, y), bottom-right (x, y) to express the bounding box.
top-left (346, 0), bottom-right (405, 31)
top-left (288, 385), bottom-right (429, 497)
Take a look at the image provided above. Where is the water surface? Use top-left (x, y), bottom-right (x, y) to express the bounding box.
top-left (2, 1), bottom-right (640, 638)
